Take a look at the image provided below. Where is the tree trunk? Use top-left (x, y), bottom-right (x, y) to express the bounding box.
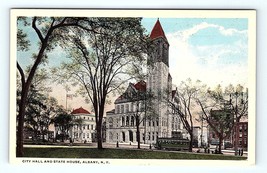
top-left (17, 39), bottom-right (48, 156)
top-left (218, 135), bottom-right (223, 154)
top-left (16, 87), bottom-right (29, 157)
top-left (189, 132), bottom-right (193, 152)
top-left (96, 122), bottom-right (103, 149)
top-left (96, 100), bottom-right (105, 149)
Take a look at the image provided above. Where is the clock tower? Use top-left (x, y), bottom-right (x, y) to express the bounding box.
top-left (147, 19), bottom-right (172, 138)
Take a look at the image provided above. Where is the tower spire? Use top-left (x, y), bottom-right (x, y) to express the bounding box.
top-left (150, 19), bottom-right (168, 43)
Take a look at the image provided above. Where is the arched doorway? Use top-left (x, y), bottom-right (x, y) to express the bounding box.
top-left (129, 130), bottom-right (133, 142)
top-left (122, 132), bottom-right (125, 142)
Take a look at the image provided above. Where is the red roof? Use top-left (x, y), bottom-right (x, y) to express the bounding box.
top-left (71, 107), bottom-right (90, 114)
top-left (134, 81), bottom-right (146, 91)
top-left (150, 19), bottom-right (168, 42)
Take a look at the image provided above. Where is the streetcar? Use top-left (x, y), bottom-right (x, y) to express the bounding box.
top-left (154, 137), bottom-right (190, 151)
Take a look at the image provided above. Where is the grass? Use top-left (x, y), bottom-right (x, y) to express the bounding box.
top-left (23, 147), bottom-right (247, 160)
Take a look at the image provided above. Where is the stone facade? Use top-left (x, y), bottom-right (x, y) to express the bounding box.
top-left (106, 19), bottom-right (187, 145)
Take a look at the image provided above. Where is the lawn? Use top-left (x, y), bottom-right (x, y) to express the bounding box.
top-left (23, 147), bottom-right (247, 160)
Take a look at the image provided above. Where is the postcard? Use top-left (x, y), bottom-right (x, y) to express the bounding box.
top-left (10, 9), bottom-right (256, 166)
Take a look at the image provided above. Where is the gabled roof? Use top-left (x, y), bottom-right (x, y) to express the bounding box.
top-left (150, 19), bottom-right (168, 42)
top-left (71, 107), bottom-right (90, 114)
top-left (134, 80), bottom-right (146, 92)
top-left (115, 81), bottom-right (147, 103)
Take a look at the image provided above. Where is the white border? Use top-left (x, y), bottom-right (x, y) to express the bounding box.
top-left (10, 9), bottom-right (256, 166)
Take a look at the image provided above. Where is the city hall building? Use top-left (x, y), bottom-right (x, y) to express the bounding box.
top-left (106, 19), bottom-right (188, 144)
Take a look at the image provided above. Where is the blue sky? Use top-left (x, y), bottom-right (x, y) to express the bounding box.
top-left (142, 18), bottom-right (248, 88)
top-left (17, 17), bottom-right (249, 109)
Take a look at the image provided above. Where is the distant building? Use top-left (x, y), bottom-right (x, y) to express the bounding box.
top-left (232, 122), bottom-right (248, 150)
top-left (106, 19), bottom-right (187, 144)
top-left (69, 107), bottom-right (96, 143)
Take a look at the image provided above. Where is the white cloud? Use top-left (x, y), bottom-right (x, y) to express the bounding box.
top-left (166, 22), bottom-right (248, 88)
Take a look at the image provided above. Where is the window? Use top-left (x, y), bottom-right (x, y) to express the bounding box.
top-left (152, 132), bottom-right (155, 140)
top-left (148, 132), bottom-right (151, 140)
top-left (121, 105), bottom-right (124, 113)
top-left (125, 104), bottom-right (129, 113)
top-left (130, 103), bottom-right (133, 112)
top-left (91, 125), bottom-right (94, 130)
top-left (116, 105), bottom-right (120, 114)
top-left (122, 116), bottom-right (125, 126)
top-left (87, 125), bottom-right (89, 130)
top-left (126, 116), bottom-right (129, 126)
top-left (87, 133), bottom-right (89, 138)
top-left (130, 116), bottom-right (134, 126)
top-left (109, 118), bottom-right (113, 128)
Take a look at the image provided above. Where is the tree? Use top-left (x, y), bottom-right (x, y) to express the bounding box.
top-left (16, 17), bottom-right (96, 156)
top-left (196, 84), bottom-right (235, 154)
top-left (168, 78), bottom-right (206, 152)
top-left (53, 18), bottom-right (148, 149)
top-left (225, 84), bottom-right (248, 123)
top-left (24, 89), bottom-right (55, 142)
top-left (53, 110), bottom-right (73, 142)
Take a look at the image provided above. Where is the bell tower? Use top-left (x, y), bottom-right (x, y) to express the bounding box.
top-left (148, 19), bottom-right (169, 67)
top-left (147, 19), bottom-right (171, 138)
top-left (147, 19), bottom-right (170, 96)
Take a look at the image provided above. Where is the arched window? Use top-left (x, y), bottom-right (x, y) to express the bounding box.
top-left (122, 116), bottom-right (125, 127)
top-left (130, 116), bottom-right (135, 126)
top-left (126, 116), bottom-right (129, 126)
top-left (108, 117), bottom-right (113, 128)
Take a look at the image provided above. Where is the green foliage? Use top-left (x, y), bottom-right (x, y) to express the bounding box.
top-left (53, 112), bottom-right (73, 132)
top-left (23, 88), bottom-right (58, 141)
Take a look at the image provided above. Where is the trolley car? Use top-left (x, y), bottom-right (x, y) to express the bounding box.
top-left (154, 137), bottom-right (190, 151)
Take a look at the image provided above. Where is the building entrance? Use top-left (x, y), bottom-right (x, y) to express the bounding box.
top-left (122, 132), bottom-right (125, 142)
top-left (129, 130), bottom-right (133, 142)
